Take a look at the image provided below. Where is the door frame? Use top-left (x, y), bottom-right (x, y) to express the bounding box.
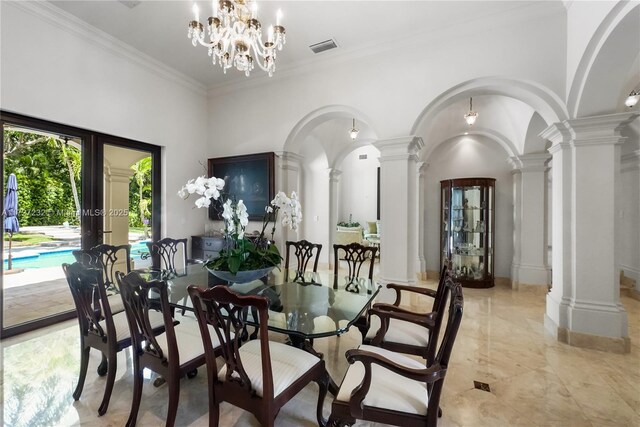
top-left (0, 110), bottom-right (161, 339)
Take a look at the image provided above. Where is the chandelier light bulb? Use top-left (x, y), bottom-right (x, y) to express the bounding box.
top-left (464, 97), bottom-right (478, 126)
top-left (349, 118), bottom-right (359, 141)
top-left (193, 3), bottom-right (199, 22)
top-left (625, 90), bottom-right (639, 108)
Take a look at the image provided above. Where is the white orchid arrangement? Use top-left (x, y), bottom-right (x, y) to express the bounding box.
top-left (179, 175), bottom-right (302, 273)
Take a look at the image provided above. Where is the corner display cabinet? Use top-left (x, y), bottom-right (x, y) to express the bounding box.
top-left (441, 178), bottom-right (495, 288)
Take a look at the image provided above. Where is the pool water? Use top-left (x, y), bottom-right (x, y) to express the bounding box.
top-left (4, 242), bottom-right (150, 270)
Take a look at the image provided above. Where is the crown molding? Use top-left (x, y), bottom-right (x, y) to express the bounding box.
top-left (8, 0), bottom-right (207, 94)
top-left (206, 1), bottom-right (565, 98)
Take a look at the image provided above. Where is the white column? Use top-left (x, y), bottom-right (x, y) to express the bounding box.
top-left (373, 136), bottom-right (424, 285)
top-left (104, 166), bottom-right (134, 246)
top-left (104, 166), bottom-right (134, 270)
top-left (542, 113), bottom-right (636, 353)
top-left (509, 153), bottom-right (551, 288)
top-left (328, 168), bottom-right (342, 267)
top-left (416, 162), bottom-right (428, 279)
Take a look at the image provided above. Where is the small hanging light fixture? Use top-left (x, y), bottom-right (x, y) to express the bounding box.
top-left (625, 90), bottom-right (639, 108)
top-left (349, 118), bottom-right (359, 140)
top-left (464, 97), bottom-right (478, 126)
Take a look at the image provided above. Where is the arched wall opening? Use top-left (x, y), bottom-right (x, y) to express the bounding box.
top-left (284, 106), bottom-right (379, 267)
top-left (423, 135), bottom-right (514, 280)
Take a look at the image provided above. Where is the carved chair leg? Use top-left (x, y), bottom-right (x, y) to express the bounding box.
top-left (98, 349), bottom-right (117, 416)
top-left (126, 361), bottom-right (143, 427)
top-left (315, 370), bottom-right (329, 427)
top-left (97, 352), bottom-right (108, 376)
top-left (165, 374), bottom-right (180, 427)
top-left (209, 400), bottom-right (220, 427)
top-left (73, 346), bottom-right (90, 400)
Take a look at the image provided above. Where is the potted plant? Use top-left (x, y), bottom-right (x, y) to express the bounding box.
top-left (178, 176), bottom-right (301, 281)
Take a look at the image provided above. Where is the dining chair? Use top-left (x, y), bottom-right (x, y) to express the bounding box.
top-left (285, 239), bottom-right (322, 277)
top-left (187, 284), bottom-right (330, 427)
top-left (73, 245), bottom-right (133, 283)
top-left (63, 262), bottom-right (164, 416)
top-left (74, 244), bottom-right (132, 313)
top-left (116, 271), bottom-right (223, 427)
top-left (328, 278), bottom-right (464, 427)
top-left (332, 242), bottom-right (378, 336)
top-left (363, 265), bottom-right (450, 363)
top-left (145, 237), bottom-right (189, 271)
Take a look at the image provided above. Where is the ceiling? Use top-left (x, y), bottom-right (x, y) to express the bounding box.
top-left (49, 1), bottom-right (561, 89)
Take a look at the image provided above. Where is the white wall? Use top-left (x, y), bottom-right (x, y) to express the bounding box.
top-left (424, 135), bottom-right (514, 278)
top-left (338, 145), bottom-right (380, 226)
top-left (0, 2), bottom-right (210, 242)
top-left (205, 10), bottom-right (566, 153)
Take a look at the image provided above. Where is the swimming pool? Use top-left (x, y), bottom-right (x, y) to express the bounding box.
top-left (3, 242), bottom-right (150, 270)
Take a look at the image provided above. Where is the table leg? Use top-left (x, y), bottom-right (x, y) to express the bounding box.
top-left (288, 335), bottom-right (339, 396)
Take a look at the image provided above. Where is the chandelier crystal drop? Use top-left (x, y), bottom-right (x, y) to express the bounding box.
top-left (188, 1), bottom-right (286, 77)
top-left (464, 97), bottom-right (478, 126)
top-left (349, 118), bottom-right (359, 141)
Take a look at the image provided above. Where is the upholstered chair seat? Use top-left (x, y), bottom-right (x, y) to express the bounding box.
top-left (99, 310), bottom-right (164, 343)
top-left (365, 315), bottom-right (430, 347)
top-left (336, 344), bottom-right (429, 415)
top-left (217, 340), bottom-right (320, 397)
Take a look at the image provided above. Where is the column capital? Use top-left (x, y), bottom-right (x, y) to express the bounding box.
top-left (328, 168), bottom-right (342, 182)
top-left (374, 136), bottom-right (424, 159)
top-left (540, 122), bottom-right (572, 146)
top-left (275, 151), bottom-right (304, 164)
top-left (417, 161), bottom-right (429, 175)
top-left (566, 112), bottom-right (638, 147)
top-left (508, 153), bottom-right (551, 172)
top-left (106, 166), bottom-right (135, 178)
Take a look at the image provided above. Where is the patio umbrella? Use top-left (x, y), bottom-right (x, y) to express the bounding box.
top-left (4, 174), bottom-right (19, 271)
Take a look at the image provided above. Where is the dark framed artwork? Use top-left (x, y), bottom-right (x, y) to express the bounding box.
top-left (207, 152), bottom-right (275, 221)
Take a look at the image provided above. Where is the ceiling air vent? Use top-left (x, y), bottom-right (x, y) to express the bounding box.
top-left (359, 154), bottom-right (368, 160)
top-left (309, 39), bottom-right (338, 54)
top-left (118, 1), bottom-right (142, 9)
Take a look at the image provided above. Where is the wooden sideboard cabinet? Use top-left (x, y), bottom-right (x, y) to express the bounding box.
top-left (191, 235), bottom-right (225, 261)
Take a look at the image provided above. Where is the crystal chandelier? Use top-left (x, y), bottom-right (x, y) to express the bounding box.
top-left (349, 118), bottom-right (359, 141)
top-left (188, 1), bottom-right (286, 77)
top-left (464, 97), bottom-right (478, 125)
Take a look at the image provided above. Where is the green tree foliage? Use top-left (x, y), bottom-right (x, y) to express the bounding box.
top-left (129, 157), bottom-right (152, 228)
top-left (3, 130), bottom-right (81, 226)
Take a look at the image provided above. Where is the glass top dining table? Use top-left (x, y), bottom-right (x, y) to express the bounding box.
top-left (137, 266), bottom-right (380, 341)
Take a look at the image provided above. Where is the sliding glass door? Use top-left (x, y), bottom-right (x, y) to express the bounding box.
top-left (0, 112), bottom-right (161, 338)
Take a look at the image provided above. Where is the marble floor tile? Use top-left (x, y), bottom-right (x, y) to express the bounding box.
top-left (1, 277), bottom-right (638, 427)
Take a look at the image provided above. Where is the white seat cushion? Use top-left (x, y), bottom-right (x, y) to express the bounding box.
top-left (365, 314), bottom-right (430, 348)
top-left (99, 310), bottom-right (164, 342)
top-left (336, 344), bottom-right (429, 415)
top-left (153, 322), bottom-right (222, 365)
top-left (218, 340), bottom-right (320, 398)
top-left (107, 294), bottom-right (125, 314)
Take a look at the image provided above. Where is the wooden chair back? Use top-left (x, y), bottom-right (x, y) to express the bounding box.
top-left (63, 262), bottom-right (113, 341)
top-left (333, 242), bottom-right (377, 290)
top-left (146, 237), bottom-right (188, 271)
top-left (73, 244), bottom-right (132, 291)
top-left (189, 284), bottom-right (329, 427)
top-left (117, 271), bottom-right (177, 365)
top-left (188, 285), bottom-right (273, 398)
top-left (285, 239), bottom-right (322, 274)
